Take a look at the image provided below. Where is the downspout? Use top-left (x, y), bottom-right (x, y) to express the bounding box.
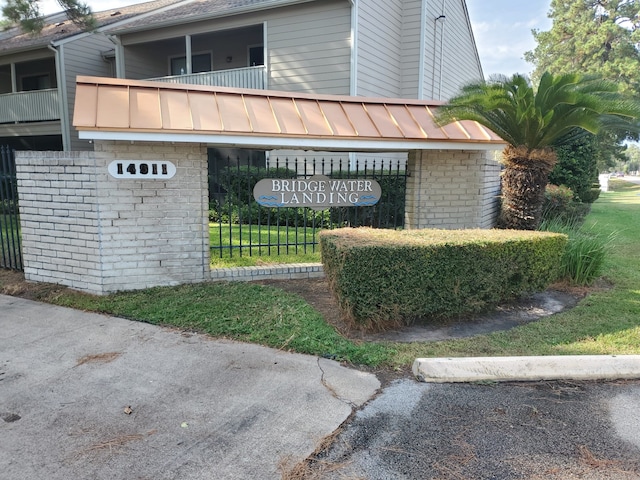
top-left (438, 0), bottom-right (447, 100)
top-left (349, 0), bottom-right (358, 96)
top-left (349, 0), bottom-right (358, 170)
top-left (48, 43), bottom-right (70, 151)
top-left (418, 0), bottom-right (427, 99)
top-left (431, 14), bottom-right (446, 100)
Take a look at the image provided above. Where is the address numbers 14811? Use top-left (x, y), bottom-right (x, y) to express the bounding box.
top-left (108, 160), bottom-right (176, 179)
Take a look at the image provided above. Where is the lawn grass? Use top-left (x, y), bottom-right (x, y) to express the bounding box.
top-left (2, 181), bottom-right (640, 370)
top-left (48, 280), bottom-right (393, 367)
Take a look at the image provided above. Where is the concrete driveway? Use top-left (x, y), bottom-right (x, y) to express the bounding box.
top-left (0, 294), bottom-right (380, 480)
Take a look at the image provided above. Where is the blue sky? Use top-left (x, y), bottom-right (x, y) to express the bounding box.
top-left (466, 0), bottom-right (552, 78)
top-left (39, 0), bottom-right (553, 79)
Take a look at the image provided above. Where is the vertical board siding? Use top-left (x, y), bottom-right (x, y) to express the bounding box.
top-left (268, 1), bottom-right (351, 94)
top-left (356, 0), bottom-right (403, 97)
top-left (400, 1), bottom-right (423, 99)
top-left (424, 0), bottom-right (483, 100)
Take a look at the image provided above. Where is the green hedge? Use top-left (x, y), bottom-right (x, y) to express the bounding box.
top-left (320, 228), bottom-right (567, 331)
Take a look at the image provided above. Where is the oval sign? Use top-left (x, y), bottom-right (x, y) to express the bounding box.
top-left (253, 174), bottom-right (381, 210)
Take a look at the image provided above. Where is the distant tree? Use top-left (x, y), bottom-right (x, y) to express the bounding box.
top-left (2, 0), bottom-right (95, 33)
top-left (436, 72), bottom-right (640, 230)
top-left (525, 0), bottom-right (640, 95)
top-left (525, 0), bottom-right (640, 188)
top-left (550, 134), bottom-right (600, 202)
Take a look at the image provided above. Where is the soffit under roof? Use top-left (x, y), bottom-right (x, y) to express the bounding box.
top-left (73, 76), bottom-right (505, 151)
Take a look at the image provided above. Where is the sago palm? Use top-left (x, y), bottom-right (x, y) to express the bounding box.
top-left (436, 72), bottom-right (640, 230)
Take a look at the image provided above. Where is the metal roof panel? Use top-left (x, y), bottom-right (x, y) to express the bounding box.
top-left (73, 76), bottom-right (506, 151)
top-left (131, 88), bottom-right (162, 129)
top-left (188, 91), bottom-right (222, 131)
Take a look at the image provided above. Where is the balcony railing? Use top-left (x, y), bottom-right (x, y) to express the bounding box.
top-left (0, 88), bottom-right (60, 124)
top-left (147, 65), bottom-right (267, 90)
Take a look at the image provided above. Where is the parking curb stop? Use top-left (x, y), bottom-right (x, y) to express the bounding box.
top-left (413, 355), bottom-right (640, 383)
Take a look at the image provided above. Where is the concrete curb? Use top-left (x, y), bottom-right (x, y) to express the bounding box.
top-left (412, 355), bottom-right (640, 383)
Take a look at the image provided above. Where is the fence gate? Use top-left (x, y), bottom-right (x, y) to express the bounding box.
top-left (208, 150), bottom-right (407, 260)
top-left (0, 145), bottom-right (22, 271)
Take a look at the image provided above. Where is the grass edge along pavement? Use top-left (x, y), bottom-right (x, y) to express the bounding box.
top-left (1, 180), bottom-right (639, 371)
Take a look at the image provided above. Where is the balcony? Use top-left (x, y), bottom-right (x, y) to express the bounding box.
top-left (146, 66), bottom-right (267, 90)
top-left (0, 89), bottom-right (60, 124)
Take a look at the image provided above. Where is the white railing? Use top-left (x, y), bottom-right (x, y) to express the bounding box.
top-left (147, 65), bottom-right (267, 90)
top-left (0, 88), bottom-right (60, 123)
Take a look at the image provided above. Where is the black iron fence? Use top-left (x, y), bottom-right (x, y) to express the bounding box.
top-left (208, 151), bottom-right (407, 259)
top-left (0, 145), bottom-right (22, 270)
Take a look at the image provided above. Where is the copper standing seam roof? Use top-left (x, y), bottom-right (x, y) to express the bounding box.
top-left (73, 76), bottom-right (505, 151)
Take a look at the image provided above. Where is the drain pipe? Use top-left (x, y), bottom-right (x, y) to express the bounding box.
top-left (348, 0), bottom-right (359, 170)
top-left (48, 43), bottom-right (70, 151)
top-left (437, 0), bottom-right (447, 99)
top-left (432, 13), bottom-right (446, 100)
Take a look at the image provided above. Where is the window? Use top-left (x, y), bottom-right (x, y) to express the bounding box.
top-left (170, 53), bottom-right (212, 75)
top-left (248, 45), bottom-right (264, 67)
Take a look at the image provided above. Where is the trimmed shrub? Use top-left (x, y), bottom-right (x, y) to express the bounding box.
top-left (542, 184), bottom-right (591, 225)
top-left (320, 228), bottom-right (567, 331)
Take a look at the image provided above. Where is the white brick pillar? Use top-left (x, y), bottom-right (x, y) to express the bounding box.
top-left (16, 141), bottom-right (210, 294)
top-left (405, 149), bottom-right (502, 230)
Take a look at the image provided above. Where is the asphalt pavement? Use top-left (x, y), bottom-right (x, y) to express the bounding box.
top-left (308, 379), bottom-right (640, 479)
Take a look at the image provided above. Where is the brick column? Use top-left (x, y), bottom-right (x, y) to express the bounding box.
top-left (16, 141), bottom-right (210, 294)
top-left (405, 149), bottom-right (502, 230)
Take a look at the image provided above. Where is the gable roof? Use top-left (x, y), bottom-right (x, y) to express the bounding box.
top-left (73, 76), bottom-right (504, 151)
top-left (0, 0), bottom-right (187, 54)
top-left (108, 0), bottom-right (320, 34)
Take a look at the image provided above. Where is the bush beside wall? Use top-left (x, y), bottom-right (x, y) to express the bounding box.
top-left (320, 228), bottom-right (567, 331)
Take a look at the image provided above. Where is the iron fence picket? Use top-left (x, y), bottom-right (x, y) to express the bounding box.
top-left (0, 146), bottom-right (22, 271)
top-left (208, 152), bottom-right (407, 259)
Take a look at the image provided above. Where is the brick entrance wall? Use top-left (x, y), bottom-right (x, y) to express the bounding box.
top-left (405, 149), bottom-right (502, 229)
top-left (15, 142), bottom-right (209, 294)
top-left (15, 143), bottom-right (501, 294)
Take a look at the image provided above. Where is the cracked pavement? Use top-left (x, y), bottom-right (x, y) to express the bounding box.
top-left (0, 294), bottom-right (380, 480)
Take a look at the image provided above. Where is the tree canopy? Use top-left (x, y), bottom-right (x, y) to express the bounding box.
top-left (525, 0), bottom-right (640, 95)
top-left (1, 0), bottom-right (95, 33)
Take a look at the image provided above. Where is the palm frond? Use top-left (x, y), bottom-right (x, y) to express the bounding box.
top-left (435, 71), bottom-right (640, 150)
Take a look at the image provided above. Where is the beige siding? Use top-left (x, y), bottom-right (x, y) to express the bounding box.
top-left (424, 0), bottom-right (482, 100)
top-left (356, 0), bottom-right (403, 97)
top-left (63, 34), bottom-right (115, 150)
top-left (400, 1), bottom-right (423, 99)
top-left (268, 1), bottom-right (351, 94)
top-left (119, 1), bottom-right (352, 95)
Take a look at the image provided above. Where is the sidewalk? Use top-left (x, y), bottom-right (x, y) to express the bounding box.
top-left (0, 294), bottom-right (380, 480)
